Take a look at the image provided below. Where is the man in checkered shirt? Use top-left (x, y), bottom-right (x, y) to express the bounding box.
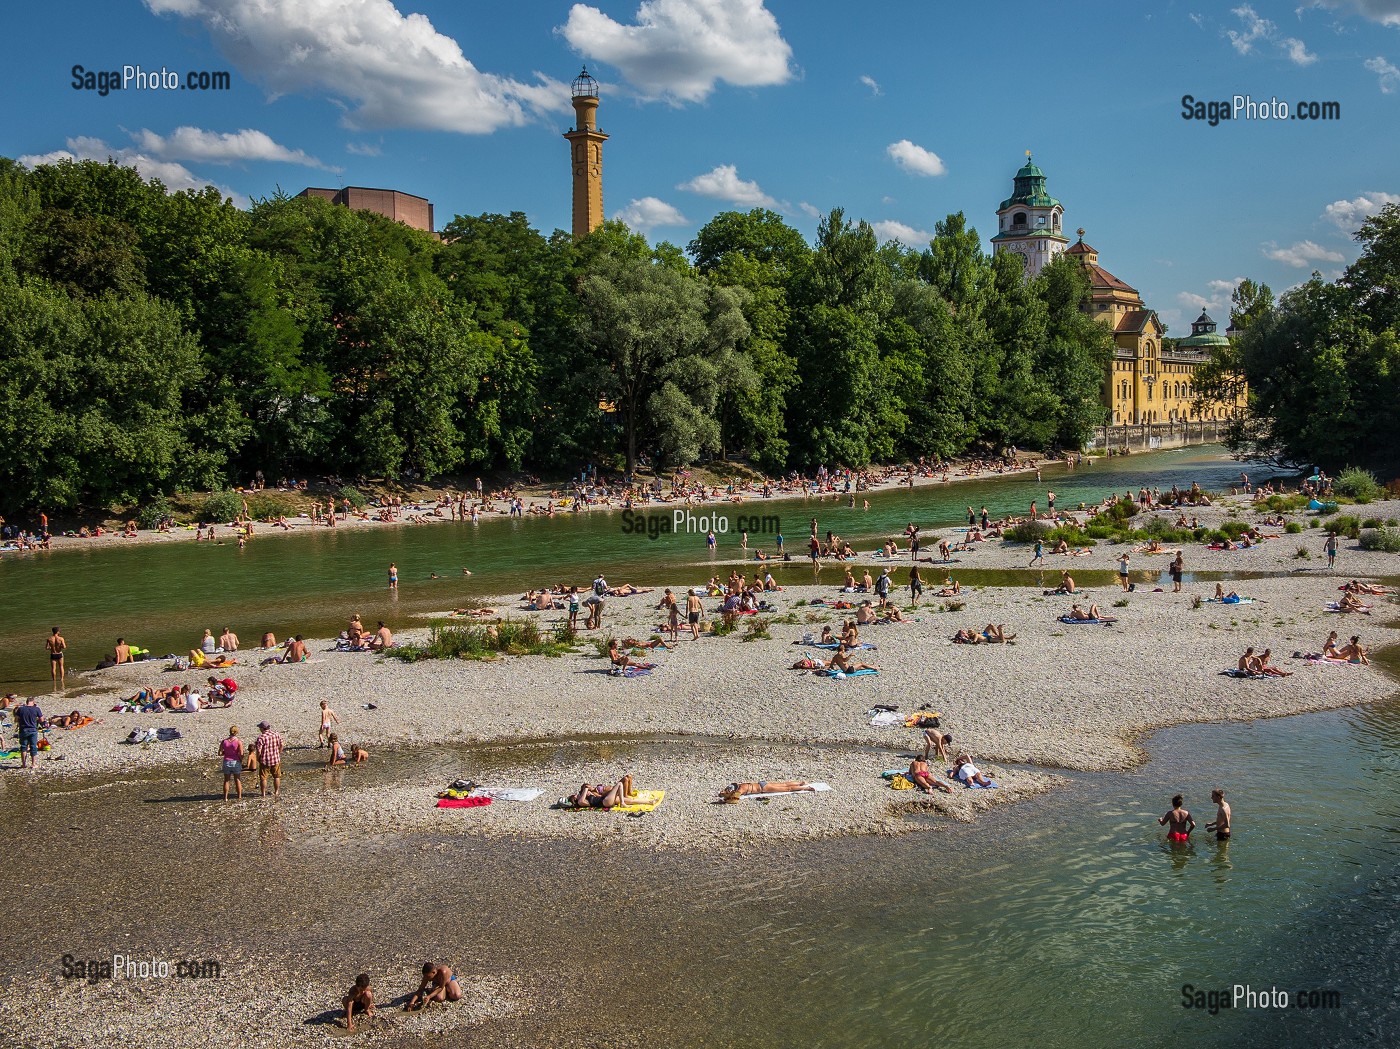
top-left (253, 720), bottom-right (285, 798)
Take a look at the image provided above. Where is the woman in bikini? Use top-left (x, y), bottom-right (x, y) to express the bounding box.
top-left (907, 757), bottom-right (954, 794)
top-left (571, 775), bottom-right (638, 809)
top-left (718, 781), bottom-right (815, 803)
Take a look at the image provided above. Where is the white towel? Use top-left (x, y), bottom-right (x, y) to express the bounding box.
top-left (743, 783), bottom-right (831, 800)
top-left (869, 711), bottom-right (902, 727)
top-left (469, 787), bottom-right (544, 802)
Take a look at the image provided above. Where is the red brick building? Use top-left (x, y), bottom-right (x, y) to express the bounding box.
top-left (296, 186), bottom-right (434, 234)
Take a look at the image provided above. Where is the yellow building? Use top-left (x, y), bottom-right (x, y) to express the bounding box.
top-left (1066, 232), bottom-right (1243, 426)
top-left (563, 68), bottom-right (608, 240)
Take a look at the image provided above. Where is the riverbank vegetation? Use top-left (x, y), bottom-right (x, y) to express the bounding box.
top-left (0, 157), bottom-right (1114, 516)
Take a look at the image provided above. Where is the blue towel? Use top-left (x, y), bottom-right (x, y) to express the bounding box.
top-left (808, 641), bottom-right (877, 650)
top-left (815, 667), bottom-right (879, 678)
top-left (1059, 615), bottom-right (1115, 625)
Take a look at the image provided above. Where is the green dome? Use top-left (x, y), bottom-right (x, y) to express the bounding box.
top-left (1016, 160), bottom-right (1045, 180)
top-left (998, 154), bottom-right (1061, 212)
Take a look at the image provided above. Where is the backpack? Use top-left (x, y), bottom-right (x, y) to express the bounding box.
top-left (593, 579), bottom-right (607, 596)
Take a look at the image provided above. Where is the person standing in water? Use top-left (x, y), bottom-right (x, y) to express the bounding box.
top-left (1158, 794), bottom-right (1195, 843)
top-left (388, 562), bottom-right (398, 590)
top-left (1206, 789), bottom-right (1231, 842)
top-left (46, 627), bottom-right (66, 687)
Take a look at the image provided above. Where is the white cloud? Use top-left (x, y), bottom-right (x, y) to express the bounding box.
top-left (1207, 276), bottom-right (1248, 295)
top-left (886, 139), bottom-right (947, 177)
top-left (798, 201), bottom-right (822, 219)
top-left (677, 164), bottom-right (775, 207)
top-left (872, 220), bottom-right (931, 245)
top-left (1226, 4), bottom-right (1317, 63)
top-left (859, 74), bottom-right (882, 96)
top-left (1364, 55), bottom-right (1400, 92)
top-left (143, 0), bottom-right (570, 134)
top-left (560, 0), bottom-right (793, 103)
top-left (346, 142), bottom-right (383, 157)
top-left (1263, 239), bottom-right (1347, 266)
top-left (18, 136), bottom-right (244, 206)
top-left (1177, 291), bottom-right (1214, 311)
top-left (1176, 278), bottom-right (1246, 316)
top-left (131, 126), bottom-right (331, 168)
top-left (614, 196), bottom-right (689, 233)
top-left (1302, 1), bottom-right (1400, 27)
top-left (1189, 12), bottom-right (1206, 27)
top-left (1322, 191), bottom-right (1400, 228)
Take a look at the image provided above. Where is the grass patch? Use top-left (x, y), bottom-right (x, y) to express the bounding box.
top-left (1335, 467), bottom-right (1382, 502)
top-left (1284, 522), bottom-right (1303, 534)
top-left (1112, 598), bottom-right (1130, 608)
top-left (391, 619), bottom-right (577, 662)
top-left (741, 616), bottom-right (772, 641)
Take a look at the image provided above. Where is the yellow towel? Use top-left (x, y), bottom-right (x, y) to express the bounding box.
top-left (577, 789), bottom-right (664, 812)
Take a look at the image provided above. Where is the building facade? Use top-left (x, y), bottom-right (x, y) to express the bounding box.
top-left (563, 68), bottom-right (608, 240)
top-left (295, 186), bottom-right (434, 233)
top-left (989, 156), bottom-right (1070, 278)
top-left (992, 158), bottom-right (1244, 427)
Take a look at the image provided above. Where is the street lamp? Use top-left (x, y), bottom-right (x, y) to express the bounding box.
top-left (1143, 373), bottom-right (1156, 431)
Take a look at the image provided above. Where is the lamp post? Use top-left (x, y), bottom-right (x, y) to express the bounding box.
top-left (1143, 372), bottom-right (1155, 443)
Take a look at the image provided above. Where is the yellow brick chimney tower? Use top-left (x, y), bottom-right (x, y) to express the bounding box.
top-left (563, 67), bottom-right (609, 240)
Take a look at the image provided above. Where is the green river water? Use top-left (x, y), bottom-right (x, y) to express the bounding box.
top-left (2, 447), bottom-right (1397, 1048)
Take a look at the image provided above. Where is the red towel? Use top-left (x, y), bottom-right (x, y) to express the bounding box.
top-left (435, 796), bottom-right (492, 808)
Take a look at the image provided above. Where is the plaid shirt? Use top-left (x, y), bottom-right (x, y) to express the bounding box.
top-left (254, 731), bottom-right (285, 767)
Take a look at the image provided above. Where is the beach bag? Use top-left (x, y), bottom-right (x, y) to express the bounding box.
top-left (890, 774), bottom-right (914, 791)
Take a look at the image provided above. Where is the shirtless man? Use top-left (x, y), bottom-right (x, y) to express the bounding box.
top-left (686, 589), bottom-right (704, 640)
top-left (1237, 647), bottom-right (1261, 674)
top-left (47, 627), bottom-right (66, 686)
top-left (1206, 788), bottom-right (1232, 842)
top-left (343, 973), bottom-right (375, 1031)
top-left (114, 638), bottom-right (132, 664)
top-left (404, 963), bottom-right (462, 1011)
top-left (922, 729), bottom-right (952, 763)
top-left (218, 627), bottom-right (240, 652)
top-left (370, 622), bottom-right (393, 651)
top-left (1158, 794), bottom-right (1195, 843)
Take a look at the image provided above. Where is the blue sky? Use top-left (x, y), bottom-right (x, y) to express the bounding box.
top-left (5, 0), bottom-right (1400, 333)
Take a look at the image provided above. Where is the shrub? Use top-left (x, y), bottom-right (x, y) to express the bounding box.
top-left (1327, 515), bottom-right (1362, 540)
top-left (1387, 518), bottom-right (1399, 527)
top-left (1310, 520), bottom-right (1321, 528)
top-left (1361, 517), bottom-right (1382, 529)
top-left (1005, 520), bottom-right (1054, 543)
top-left (1044, 524), bottom-right (1096, 546)
top-left (1262, 494), bottom-right (1310, 512)
top-left (1359, 527), bottom-right (1400, 553)
top-left (1334, 467), bottom-right (1383, 502)
top-left (136, 497), bottom-right (174, 530)
top-left (1294, 546), bottom-right (1310, 559)
top-left (202, 490), bottom-right (244, 524)
top-left (338, 485), bottom-right (369, 510)
top-left (1112, 598), bottom-right (1129, 608)
top-left (391, 619), bottom-right (576, 662)
top-left (1220, 520), bottom-right (1249, 539)
top-left (1284, 522), bottom-right (1302, 534)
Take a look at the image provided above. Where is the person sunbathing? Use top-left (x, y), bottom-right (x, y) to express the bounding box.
top-left (571, 776), bottom-right (638, 809)
top-left (907, 757), bottom-right (954, 794)
top-left (980, 624), bottom-right (1015, 643)
top-left (1337, 593), bottom-right (1372, 614)
top-left (1052, 539), bottom-right (1070, 555)
top-left (608, 584), bottom-right (651, 597)
top-left (1343, 580), bottom-right (1390, 596)
top-left (607, 639), bottom-right (647, 670)
top-left (826, 645), bottom-right (878, 673)
top-left (50, 710), bottom-right (95, 729)
top-left (840, 621), bottom-right (860, 647)
top-left (855, 601), bottom-right (877, 625)
top-left (1237, 648), bottom-right (1263, 674)
top-left (935, 578), bottom-right (961, 597)
top-left (952, 629), bottom-right (982, 644)
top-left (1066, 603), bottom-right (1102, 621)
top-left (619, 636), bottom-right (675, 651)
top-left (1213, 583), bottom-right (1241, 602)
top-left (450, 607), bottom-right (499, 618)
top-left (818, 626), bottom-right (836, 646)
top-left (1256, 648), bottom-right (1292, 677)
top-left (1322, 630), bottom-right (1341, 659)
top-left (880, 606), bottom-right (907, 623)
top-left (718, 780), bottom-right (816, 803)
top-left (1338, 636), bottom-right (1369, 665)
top-left (952, 754), bottom-right (993, 787)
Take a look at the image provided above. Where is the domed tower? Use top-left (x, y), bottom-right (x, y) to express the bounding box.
top-left (563, 67), bottom-right (609, 240)
top-left (991, 153), bottom-right (1069, 278)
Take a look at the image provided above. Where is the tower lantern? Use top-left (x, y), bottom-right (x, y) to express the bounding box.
top-left (990, 154), bottom-right (1069, 278)
top-left (564, 67), bottom-right (609, 239)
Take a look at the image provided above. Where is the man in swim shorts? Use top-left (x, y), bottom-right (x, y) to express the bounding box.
top-left (47, 627), bottom-right (66, 686)
top-left (404, 963), bottom-right (462, 1010)
top-left (1158, 794), bottom-right (1195, 843)
top-left (1206, 788), bottom-right (1231, 842)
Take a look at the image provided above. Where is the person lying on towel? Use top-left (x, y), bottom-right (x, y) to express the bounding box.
top-left (1065, 603), bottom-right (1102, 621)
top-left (907, 757), bottom-right (954, 794)
top-left (826, 644), bottom-right (879, 674)
top-left (952, 754), bottom-right (994, 787)
top-left (719, 781), bottom-right (817, 803)
top-left (570, 776), bottom-right (640, 810)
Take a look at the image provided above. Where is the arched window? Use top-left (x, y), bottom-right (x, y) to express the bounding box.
top-left (1013, 211), bottom-right (1027, 228)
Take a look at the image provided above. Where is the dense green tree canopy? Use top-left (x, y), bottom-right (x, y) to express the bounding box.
top-left (0, 158), bottom-right (1134, 517)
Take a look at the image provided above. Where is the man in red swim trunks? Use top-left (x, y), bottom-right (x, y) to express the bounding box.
top-left (1158, 794), bottom-right (1195, 843)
